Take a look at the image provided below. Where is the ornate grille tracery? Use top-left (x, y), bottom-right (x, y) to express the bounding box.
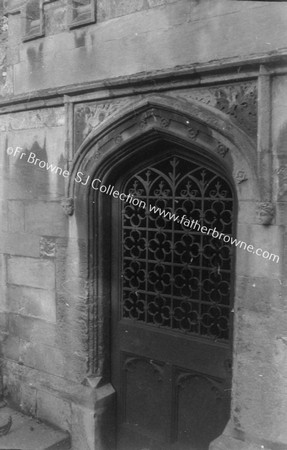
top-left (121, 156), bottom-right (234, 341)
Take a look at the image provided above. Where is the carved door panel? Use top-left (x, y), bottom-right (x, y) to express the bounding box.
top-left (111, 153), bottom-right (234, 450)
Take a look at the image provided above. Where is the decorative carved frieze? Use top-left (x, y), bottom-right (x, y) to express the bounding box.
top-left (74, 99), bottom-right (131, 150)
top-left (40, 236), bottom-right (56, 258)
top-left (179, 81), bottom-right (257, 139)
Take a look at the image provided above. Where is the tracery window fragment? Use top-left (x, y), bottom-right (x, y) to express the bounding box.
top-left (121, 156), bottom-right (234, 341)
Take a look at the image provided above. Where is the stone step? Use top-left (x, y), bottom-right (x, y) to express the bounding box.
top-left (0, 407), bottom-right (71, 450)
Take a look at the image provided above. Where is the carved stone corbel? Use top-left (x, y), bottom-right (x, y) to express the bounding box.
top-left (61, 197), bottom-right (74, 216)
top-left (256, 202), bottom-right (275, 226)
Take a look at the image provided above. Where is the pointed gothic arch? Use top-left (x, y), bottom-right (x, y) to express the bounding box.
top-left (66, 94), bottom-right (259, 449)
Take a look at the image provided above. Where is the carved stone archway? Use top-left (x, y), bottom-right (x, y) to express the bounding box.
top-left (67, 94), bottom-right (260, 450)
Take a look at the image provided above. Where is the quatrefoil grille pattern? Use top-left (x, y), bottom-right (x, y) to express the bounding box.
top-left (121, 156), bottom-right (234, 341)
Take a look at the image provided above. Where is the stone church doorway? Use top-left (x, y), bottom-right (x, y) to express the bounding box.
top-left (110, 142), bottom-right (236, 450)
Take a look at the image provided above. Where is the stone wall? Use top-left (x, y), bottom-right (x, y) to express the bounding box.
top-left (0, 106), bottom-right (79, 424)
top-left (1, 0), bottom-right (287, 96)
top-left (0, 1), bottom-right (287, 450)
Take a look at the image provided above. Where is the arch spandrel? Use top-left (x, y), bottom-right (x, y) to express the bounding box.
top-left (68, 94), bottom-right (259, 209)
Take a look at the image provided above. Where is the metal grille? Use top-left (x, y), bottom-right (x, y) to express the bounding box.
top-left (121, 156), bottom-right (234, 341)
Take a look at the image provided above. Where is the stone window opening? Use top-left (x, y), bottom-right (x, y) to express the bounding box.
top-left (23, 0), bottom-right (43, 41)
top-left (69, 0), bottom-right (95, 28)
top-left (68, 95), bottom-right (259, 449)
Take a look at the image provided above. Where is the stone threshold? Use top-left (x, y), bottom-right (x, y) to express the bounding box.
top-left (0, 407), bottom-right (71, 450)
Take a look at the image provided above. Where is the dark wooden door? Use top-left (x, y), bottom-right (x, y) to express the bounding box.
top-left (111, 154), bottom-right (234, 450)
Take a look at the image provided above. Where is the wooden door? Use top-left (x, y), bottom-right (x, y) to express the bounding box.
top-left (111, 153), bottom-right (234, 450)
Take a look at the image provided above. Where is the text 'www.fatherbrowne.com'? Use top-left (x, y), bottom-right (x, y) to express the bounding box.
top-left (148, 203), bottom-right (280, 264)
top-left (6, 147), bottom-right (279, 264)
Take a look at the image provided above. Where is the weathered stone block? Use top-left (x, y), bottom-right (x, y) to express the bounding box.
top-left (8, 314), bottom-right (58, 347)
top-left (237, 200), bottom-right (257, 225)
top-left (232, 329), bottom-right (287, 443)
top-left (0, 311), bottom-right (8, 332)
top-left (0, 253), bottom-right (6, 286)
top-left (37, 390), bottom-right (72, 432)
top-left (7, 256), bottom-right (55, 290)
top-left (71, 403), bottom-right (97, 450)
top-left (15, 332), bottom-right (86, 382)
top-left (0, 232), bottom-right (40, 257)
top-left (7, 200), bottom-right (25, 232)
top-left (7, 108), bottom-right (65, 130)
top-left (8, 381), bottom-right (37, 417)
top-left (2, 127), bottom-right (66, 201)
top-left (235, 224), bottom-right (281, 278)
top-left (7, 44), bottom-right (20, 65)
top-left (20, 341), bottom-right (70, 379)
top-left (8, 285), bottom-right (56, 323)
top-left (0, 200), bottom-right (8, 231)
top-left (235, 275), bottom-right (283, 316)
top-left (0, 285), bottom-right (7, 312)
top-left (71, 384), bottom-right (116, 450)
top-left (2, 335), bottom-right (29, 362)
top-left (3, 359), bottom-right (86, 405)
top-left (25, 202), bottom-right (67, 236)
top-left (9, 310), bottom-right (85, 378)
top-left (2, 335), bottom-right (20, 361)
